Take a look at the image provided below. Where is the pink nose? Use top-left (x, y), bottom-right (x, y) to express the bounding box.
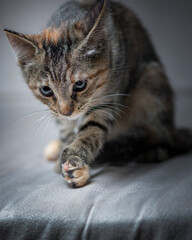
top-left (59, 102), bottom-right (73, 116)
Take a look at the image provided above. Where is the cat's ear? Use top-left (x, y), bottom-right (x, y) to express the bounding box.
top-left (84, 0), bottom-right (106, 35)
top-left (75, 0), bottom-right (107, 55)
top-left (4, 29), bottom-right (37, 64)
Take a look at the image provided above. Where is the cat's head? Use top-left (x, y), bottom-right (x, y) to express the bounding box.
top-left (4, 0), bottom-right (109, 120)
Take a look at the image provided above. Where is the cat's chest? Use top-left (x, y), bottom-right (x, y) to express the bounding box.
top-left (73, 116), bottom-right (84, 134)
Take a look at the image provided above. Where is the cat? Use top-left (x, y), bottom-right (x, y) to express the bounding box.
top-left (4, 0), bottom-right (192, 188)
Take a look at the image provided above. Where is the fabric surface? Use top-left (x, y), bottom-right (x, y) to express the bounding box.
top-left (0, 93), bottom-right (192, 240)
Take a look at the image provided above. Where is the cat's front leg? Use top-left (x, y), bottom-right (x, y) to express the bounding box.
top-left (44, 119), bottom-right (76, 173)
top-left (60, 116), bottom-right (109, 188)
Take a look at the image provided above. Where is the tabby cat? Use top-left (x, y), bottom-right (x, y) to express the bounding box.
top-left (4, 0), bottom-right (192, 188)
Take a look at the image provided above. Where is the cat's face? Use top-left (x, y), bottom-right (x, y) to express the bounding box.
top-left (23, 28), bottom-right (109, 120)
top-left (5, 0), bottom-right (109, 120)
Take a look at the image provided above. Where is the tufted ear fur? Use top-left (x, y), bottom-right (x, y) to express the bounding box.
top-left (84, 0), bottom-right (106, 35)
top-left (76, 0), bottom-right (107, 56)
top-left (4, 29), bottom-right (37, 65)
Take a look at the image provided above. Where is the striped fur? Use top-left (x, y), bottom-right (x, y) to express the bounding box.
top-left (4, 0), bottom-right (192, 188)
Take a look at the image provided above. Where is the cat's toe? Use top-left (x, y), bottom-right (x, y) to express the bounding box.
top-left (65, 166), bottom-right (90, 188)
top-left (61, 158), bottom-right (90, 188)
top-left (67, 170), bottom-right (74, 178)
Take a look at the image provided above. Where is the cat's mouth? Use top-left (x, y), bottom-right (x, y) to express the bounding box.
top-left (51, 104), bottom-right (88, 121)
top-left (57, 111), bottom-right (84, 121)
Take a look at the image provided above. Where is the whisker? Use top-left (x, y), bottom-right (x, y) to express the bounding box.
top-left (85, 100), bottom-right (134, 116)
top-left (20, 112), bottom-right (51, 144)
top-left (50, 110), bottom-right (58, 118)
top-left (96, 108), bottom-right (120, 127)
top-left (92, 93), bottom-right (131, 101)
top-left (83, 94), bottom-right (131, 112)
top-left (92, 111), bottom-right (111, 127)
top-left (97, 104), bottom-right (129, 117)
top-left (110, 63), bottom-right (140, 71)
top-left (32, 113), bottom-right (51, 138)
top-left (97, 106), bottom-right (122, 119)
top-left (42, 114), bottom-right (53, 137)
top-left (4, 109), bottom-right (50, 133)
top-left (30, 112), bottom-right (50, 130)
top-left (99, 102), bottom-right (134, 113)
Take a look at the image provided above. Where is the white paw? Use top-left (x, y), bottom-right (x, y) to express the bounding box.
top-left (44, 140), bottom-right (61, 161)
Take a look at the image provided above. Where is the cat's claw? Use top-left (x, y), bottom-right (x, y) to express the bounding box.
top-left (61, 157), bottom-right (90, 188)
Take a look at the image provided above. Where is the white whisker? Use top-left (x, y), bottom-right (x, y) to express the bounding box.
top-left (96, 108), bottom-right (120, 127)
top-left (110, 63), bottom-right (139, 71)
top-left (33, 113), bottom-right (51, 137)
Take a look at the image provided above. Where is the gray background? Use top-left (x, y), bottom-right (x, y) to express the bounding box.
top-left (1, 0), bottom-right (192, 93)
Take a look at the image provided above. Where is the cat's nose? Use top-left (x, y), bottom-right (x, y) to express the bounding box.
top-left (59, 102), bottom-right (73, 116)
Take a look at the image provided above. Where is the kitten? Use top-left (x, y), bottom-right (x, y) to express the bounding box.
top-left (4, 0), bottom-right (192, 188)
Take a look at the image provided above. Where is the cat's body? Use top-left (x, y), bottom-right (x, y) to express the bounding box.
top-left (5, 0), bottom-right (192, 187)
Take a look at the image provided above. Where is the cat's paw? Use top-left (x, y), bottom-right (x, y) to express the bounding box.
top-left (44, 140), bottom-right (61, 161)
top-left (61, 156), bottom-right (90, 188)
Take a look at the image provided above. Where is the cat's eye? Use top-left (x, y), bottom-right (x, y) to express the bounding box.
top-left (73, 80), bottom-right (87, 92)
top-left (40, 86), bottom-right (54, 97)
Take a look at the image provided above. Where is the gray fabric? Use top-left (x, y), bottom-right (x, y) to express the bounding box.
top-left (0, 93), bottom-right (192, 240)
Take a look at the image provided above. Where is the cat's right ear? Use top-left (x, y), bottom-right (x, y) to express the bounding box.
top-left (4, 29), bottom-right (37, 65)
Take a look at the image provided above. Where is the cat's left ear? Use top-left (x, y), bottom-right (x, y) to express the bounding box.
top-left (76, 0), bottom-right (107, 55)
top-left (84, 0), bottom-right (106, 35)
top-left (76, 0), bottom-right (106, 43)
top-left (4, 29), bottom-right (37, 65)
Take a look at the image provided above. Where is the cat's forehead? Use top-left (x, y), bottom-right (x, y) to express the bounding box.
top-left (33, 24), bottom-right (85, 54)
top-left (41, 30), bottom-right (70, 58)
top-left (33, 26), bottom-right (101, 83)
top-left (43, 55), bottom-right (89, 85)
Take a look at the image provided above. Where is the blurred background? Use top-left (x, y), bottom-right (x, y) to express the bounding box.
top-left (0, 0), bottom-right (192, 158)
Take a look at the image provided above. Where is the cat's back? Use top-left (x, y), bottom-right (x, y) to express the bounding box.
top-left (48, 0), bottom-right (138, 29)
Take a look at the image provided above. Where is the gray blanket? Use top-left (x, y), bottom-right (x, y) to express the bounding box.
top-left (0, 94), bottom-right (192, 240)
